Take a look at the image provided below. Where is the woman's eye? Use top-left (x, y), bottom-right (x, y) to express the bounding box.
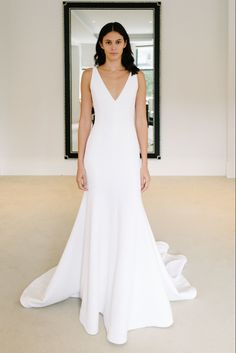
top-left (105, 41), bottom-right (122, 44)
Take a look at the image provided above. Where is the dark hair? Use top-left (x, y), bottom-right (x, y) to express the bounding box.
top-left (94, 22), bottom-right (140, 75)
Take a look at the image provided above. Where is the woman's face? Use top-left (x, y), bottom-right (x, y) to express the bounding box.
top-left (99, 31), bottom-right (127, 61)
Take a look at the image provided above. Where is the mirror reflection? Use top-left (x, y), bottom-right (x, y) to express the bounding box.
top-left (70, 9), bottom-right (155, 155)
top-left (70, 9), bottom-right (154, 153)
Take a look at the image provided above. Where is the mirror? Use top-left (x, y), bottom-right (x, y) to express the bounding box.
top-left (64, 2), bottom-right (161, 159)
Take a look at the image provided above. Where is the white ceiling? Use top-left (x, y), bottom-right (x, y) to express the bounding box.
top-left (71, 9), bottom-right (154, 45)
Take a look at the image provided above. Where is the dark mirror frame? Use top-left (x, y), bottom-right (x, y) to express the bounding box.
top-left (63, 1), bottom-right (161, 159)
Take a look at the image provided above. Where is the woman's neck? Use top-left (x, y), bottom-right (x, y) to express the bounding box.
top-left (99, 59), bottom-right (125, 71)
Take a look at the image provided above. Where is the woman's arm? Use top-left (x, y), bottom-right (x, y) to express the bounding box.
top-left (135, 70), bottom-right (148, 167)
top-left (76, 68), bottom-right (93, 191)
top-left (135, 70), bottom-right (151, 192)
top-left (77, 68), bottom-right (93, 168)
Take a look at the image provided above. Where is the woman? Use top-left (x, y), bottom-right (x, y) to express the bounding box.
top-left (76, 23), bottom-right (150, 194)
top-left (20, 22), bottom-right (197, 345)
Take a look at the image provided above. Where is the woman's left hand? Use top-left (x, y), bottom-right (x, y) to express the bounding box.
top-left (140, 165), bottom-right (151, 192)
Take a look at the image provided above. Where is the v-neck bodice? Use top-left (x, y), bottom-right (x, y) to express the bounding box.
top-left (88, 64), bottom-right (140, 160)
top-left (95, 66), bottom-right (131, 102)
top-left (90, 65), bottom-right (138, 134)
top-left (91, 66), bottom-right (137, 108)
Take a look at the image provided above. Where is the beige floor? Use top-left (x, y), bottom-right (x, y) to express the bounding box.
top-left (0, 176), bottom-right (235, 353)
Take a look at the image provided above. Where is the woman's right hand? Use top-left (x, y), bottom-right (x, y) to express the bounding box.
top-left (76, 164), bottom-right (88, 191)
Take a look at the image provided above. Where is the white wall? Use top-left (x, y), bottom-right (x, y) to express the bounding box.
top-left (226, 0), bottom-right (235, 178)
top-left (0, 0), bottom-right (10, 174)
top-left (0, 0), bottom-right (234, 177)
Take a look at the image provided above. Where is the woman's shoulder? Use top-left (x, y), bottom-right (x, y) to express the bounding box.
top-left (136, 69), bottom-right (145, 77)
top-left (135, 69), bottom-right (146, 85)
top-left (81, 67), bottom-right (94, 85)
top-left (80, 68), bottom-right (95, 90)
top-left (82, 67), bottom-right (94, 77)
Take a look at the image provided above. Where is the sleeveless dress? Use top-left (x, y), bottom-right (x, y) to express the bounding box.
top-left (20, 66), bottom-right (197, 345)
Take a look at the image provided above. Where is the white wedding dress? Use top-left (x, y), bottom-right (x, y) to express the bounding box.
top-left (20, 66), bottom-right (197, 344)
